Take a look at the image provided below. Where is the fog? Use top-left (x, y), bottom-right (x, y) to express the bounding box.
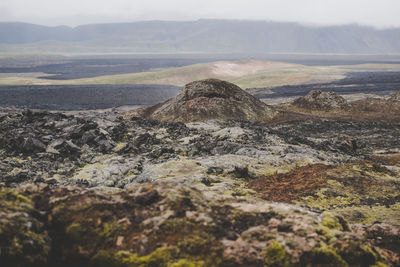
top-left (1, 0), bottom-right (400, 28)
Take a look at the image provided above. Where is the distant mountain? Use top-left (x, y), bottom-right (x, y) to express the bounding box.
top-left (1, 20), bottom-right (400, 54)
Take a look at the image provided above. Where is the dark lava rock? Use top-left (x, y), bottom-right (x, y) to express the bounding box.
top-left (47, 139), bottom-right (81, 157)
top-left (207, 166), bottom-right (224, 175)
top-left (22, 137), bottom-right (47, 154)
top-left (230, 166), bottom-right (251, 179)
top-left (293, 90), bottom-right (349, 110)
top-left (128, 79), bottom-right (278, 123)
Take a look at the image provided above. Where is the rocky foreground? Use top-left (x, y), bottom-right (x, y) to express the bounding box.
top-left (1, 80), bottom-right (400, 266)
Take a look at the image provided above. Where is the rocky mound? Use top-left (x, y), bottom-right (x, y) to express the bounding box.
top-left (293, 90), bottom-right (349, 110)
top-left (128, 79), bottom-right (278, 123)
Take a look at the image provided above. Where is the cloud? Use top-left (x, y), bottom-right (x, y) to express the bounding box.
top-left (0, 0), bottom-right (399, 28)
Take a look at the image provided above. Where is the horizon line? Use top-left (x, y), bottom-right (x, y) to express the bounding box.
top-left (0, 18), bottom-right (399, 30)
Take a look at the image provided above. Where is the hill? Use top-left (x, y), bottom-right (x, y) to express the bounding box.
top-left (128, 79), bottom-right (279, 122)
top-left (1, 20), bottom-right (400, 54)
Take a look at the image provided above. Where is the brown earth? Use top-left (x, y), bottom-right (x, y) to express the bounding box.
top-left (248, 160), bottom-right (400, 227)
top-left (248, 160), bottom-right (399, 205)
top-left (248, 164), bottom-right (334, 202)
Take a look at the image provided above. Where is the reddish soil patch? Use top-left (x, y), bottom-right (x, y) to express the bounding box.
top-left (248, 164), bottom-right (334, 203)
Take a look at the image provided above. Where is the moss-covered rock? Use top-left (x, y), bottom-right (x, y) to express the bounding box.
top-left (0, 188), bottom-right (50, 266)
top-left (0, 178), bottom-right (398, 266)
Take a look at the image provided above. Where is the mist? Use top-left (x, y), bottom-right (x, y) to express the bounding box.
top-left (1, 0), bottom-right (400, 28)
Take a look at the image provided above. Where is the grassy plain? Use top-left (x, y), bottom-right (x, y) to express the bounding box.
top-left (1, 59), bottom-right (400, 89)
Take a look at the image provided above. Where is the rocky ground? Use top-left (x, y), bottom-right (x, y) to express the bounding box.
top-left (1, 80), bottom-right (400, 266)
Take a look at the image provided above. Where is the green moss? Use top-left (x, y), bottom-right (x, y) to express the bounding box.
top-left (264, 240), bottom-right (291, 267)
top-left (321, 212), bottom-right (349, 231)
top-left (295, 161), bottom-right (400, 225)
top-left (65, 220), bottom-right (127, 249)
top-left (330, 204), bottom-right (400, 225)
top-left (177, 233), bottom-right (215, 255)
top-left (231, 188), bottom-right (254, 197)
top-left (90, 247), bottom-right (176, 267)
top-left (123, 247), bottom-right (174, 266)
top-left (304, 245), bottom-right (348, 267)
top-left (370, 262), bottom-right (389, 267)
top-left (335, 241), bottom-right (382, 267)
top-left (100, 221), bottom-right (127, 244)
top-left (160, 218), bottom-right (197, 236)
top-left (0, 188), bottom-right (33, 210)
top-left (317, 226), bottom-right (334, 240)
top-left (66, 223), bottom-right (86, 242)
top-left (298, 188), bottom-right (358, 210)
top-left (91, 248), bottom-right (208, 267)
top-left (0, 188), bottom-right (50, 266)
top-left (90, 250), bottom-right (121, 267)
top-left (169, 259), bottom-right (205, 267)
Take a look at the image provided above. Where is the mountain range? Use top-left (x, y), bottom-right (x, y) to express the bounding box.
top-left (1, 19), bottom-right (400, 54)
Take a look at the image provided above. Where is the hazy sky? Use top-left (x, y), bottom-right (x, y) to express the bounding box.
top-left (1, 0), bottom-right (400, 28)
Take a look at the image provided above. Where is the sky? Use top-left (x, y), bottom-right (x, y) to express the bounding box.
top-left (1, 0), bottom-right (400, 28)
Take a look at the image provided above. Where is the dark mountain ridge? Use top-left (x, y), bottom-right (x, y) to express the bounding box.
top-left (1, 19), bottom-right (400, 53)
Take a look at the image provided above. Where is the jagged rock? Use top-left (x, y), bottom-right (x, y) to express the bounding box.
top-left (22, 137), bottom-right (47, 154)
top-left (293, 90), bottom-right (349, 110)
top-left (127, 79), bottom-right (278, 123)
top-left (46, 139), bottom-right (80, 156)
